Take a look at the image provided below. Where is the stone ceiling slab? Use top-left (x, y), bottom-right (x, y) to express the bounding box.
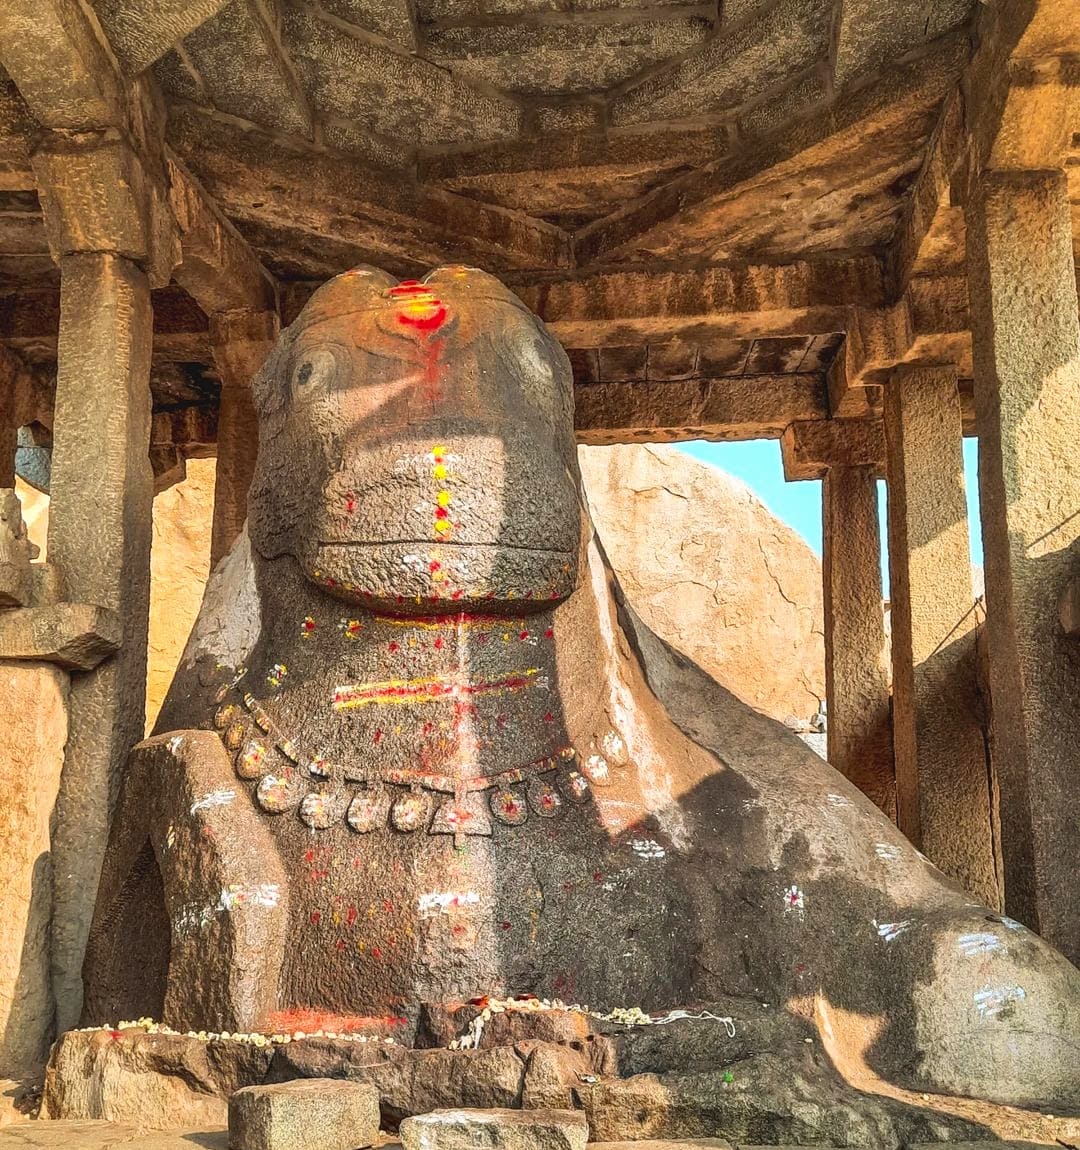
top-left (424, 16), bottom-right (712, 96)
top-left (835, 0), bottom-right (975, 87)
top-left (179, 0), bottom-right (313, 137)
top-left (611, 0), bottom-right (833, 126)
top-left (317, 0), bottom-right (415, 49)
top-left (282, 6), bottom-right (523, 144)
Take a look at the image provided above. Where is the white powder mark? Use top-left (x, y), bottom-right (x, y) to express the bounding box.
top-left (783, 884), bottom-right (805, 913)
top-left (874, 842), bottom-right (902, 862)
top-left (875, 920), bottom-right (911, 942)
top-left (958, 931), bottom-right (1005, 958)
top-left (974, 983), bottom-right (1026, 1019)
top-left (218, 883), bottom-right (280, 912)
top-left (418, 891), bottom-right (481, 917)
top-left (631, 839), bottom-right (667, 861)
top-left (190, 789), bottom-right (236, 816)
top-left (168, 735), bottom-right (185, 756)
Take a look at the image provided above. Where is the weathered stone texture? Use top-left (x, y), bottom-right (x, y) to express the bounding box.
top-left (399, 1108), bottom-right (587, 1150)
top-left (610, 0), bottom-right (832, 126)
top-left (182, 1), bottom-right (312, 139)
top-left (578, 444), bottom-right (824, 723)
top-left (91, 0), bottom-right (233, 74)
top-left (0, 662), bottom-right (67, 1079)
top-left (425, 18), bottom-right (710, 96)
top-left (46, 253), bottom-right (154, 1033)
top-left (318, 0), bottom-right (415, 49)
top-left (822, 465), bottom-right (895, 815)
top-left (835, 0), bottom-right (973, 86)
top-left (967, 168), bottom-right (1080, 963)
top-left (884, 365), bottom-right (997, 908)
top-left (281, 8), bottom-right (522, 145)
top-left (229, 1079), bottom-right (380, 1150)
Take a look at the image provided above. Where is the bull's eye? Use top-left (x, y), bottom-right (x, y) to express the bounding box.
top-left (289, 345), bottom-right (343, 401)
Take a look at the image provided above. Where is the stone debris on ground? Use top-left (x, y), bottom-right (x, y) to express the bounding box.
top-left (229, 1079), bottom-right (381, 1150)
top-left (398, 1107), bottom-right (588, 1150)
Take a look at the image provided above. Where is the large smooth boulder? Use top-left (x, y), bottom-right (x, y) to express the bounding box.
top-left (579, 443), bottom-right (823, 723)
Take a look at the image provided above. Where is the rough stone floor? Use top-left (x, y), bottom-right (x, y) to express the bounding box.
top-left (0, 1124), bottom-right (1062, 1150)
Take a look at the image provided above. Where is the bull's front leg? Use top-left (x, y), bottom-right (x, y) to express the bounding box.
top-left (143, 730), bottom-right (289, 1033)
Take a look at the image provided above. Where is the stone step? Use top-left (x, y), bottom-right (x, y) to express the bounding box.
top-left (229, 1079), bottom-right (381, 1150)
top-left (399, 1108), bottom-right (588, 1150)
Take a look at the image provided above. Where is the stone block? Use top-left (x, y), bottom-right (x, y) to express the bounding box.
top-left (399, 1108), bottom-right (588, 1150)
top-left (0, 603), bottom-right (121, 670)
top-left (228, 1078), bottom-right (380, 1150)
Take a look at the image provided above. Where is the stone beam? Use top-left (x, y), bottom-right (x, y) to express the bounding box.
top-left (167, 156), bottom-right (278, 318)
top-left (514, 256), bottom-right (884, 346)
top-left (0, 603), bottom-right (121, 670)
top-left (884, 364), bottom-right (999, 908)
top-left (821, 465), bottom-right (895, 817)
top-left (167, 104), bottom-right (572, 275)
top-left (888, 88), bottom-right (969, 295)
top-left (780, 419), bottom-right (885, 482)
top-left (0, 285), bottom-right (209, 367)
top-left (826, 276), bottom-right (970, 418)
top-left (967, 167), bottom-right (1080, 962)
top-left (93, 0), bottom-right (233, 75)
top-left (574, 375), bottom-right (827, 446)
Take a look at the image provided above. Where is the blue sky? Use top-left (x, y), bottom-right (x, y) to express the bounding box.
top-left (676, 439), bottom-right (984, 593)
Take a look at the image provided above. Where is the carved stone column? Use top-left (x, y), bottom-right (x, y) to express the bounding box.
top-left (822, 465), bottom-right (895, 816)
top-left (209, 310), bottom-right (278, 566)
top-left (884, 364), bottom-right (999, 907)
top-left (46, 253), bottom-right (155, 1029)
top-left (967, 168), bottom-right (1080, 960)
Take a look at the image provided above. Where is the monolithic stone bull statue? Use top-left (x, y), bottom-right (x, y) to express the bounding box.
top-left (85, 266), bottom-right (1080, 1111)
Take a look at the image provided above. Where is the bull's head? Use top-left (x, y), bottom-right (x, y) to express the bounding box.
top-left (247, 266), bottom-right (581, 615)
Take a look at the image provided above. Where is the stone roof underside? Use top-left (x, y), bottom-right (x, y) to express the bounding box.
top-left (0, 0), bottom-right (1077, 481)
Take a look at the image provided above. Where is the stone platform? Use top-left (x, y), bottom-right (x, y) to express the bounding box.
top-left (38, 1002), bottom-right (1080, 1148)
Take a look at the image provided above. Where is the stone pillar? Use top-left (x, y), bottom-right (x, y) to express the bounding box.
top-left (209, 310), bottom-right (277, 566)
top-left (884, 365), bottom-right (999, 907)
top-left (822, 465), bottom-right (895, 817)
top-left (967, 168), bottom-right (1080, 960)
top-left (46, 253), bottom-right (154, 1030)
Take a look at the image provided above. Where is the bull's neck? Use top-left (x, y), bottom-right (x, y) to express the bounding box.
top-left (245, 556), bottom-right (572, 778)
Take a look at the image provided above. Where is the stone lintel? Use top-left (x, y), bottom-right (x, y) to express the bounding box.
top-left (967, 166), bottom-right (1080, 961)
top-left (515, 256), bottom-right (886, 337)
top-left (780, 418), bottom-right (884, 482)
top-left (826, 275), bottom-right (970, 419)
top-left (0, 603), bottom-right (121, 670)
top-left (168, 155), bottom-right (278, 317)
top-left (31, 133), bottom-right (179, 288)
top-left (574, 376), bottom-right (827, 446)
top-left (884, 363), bottom-right (999, 908)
